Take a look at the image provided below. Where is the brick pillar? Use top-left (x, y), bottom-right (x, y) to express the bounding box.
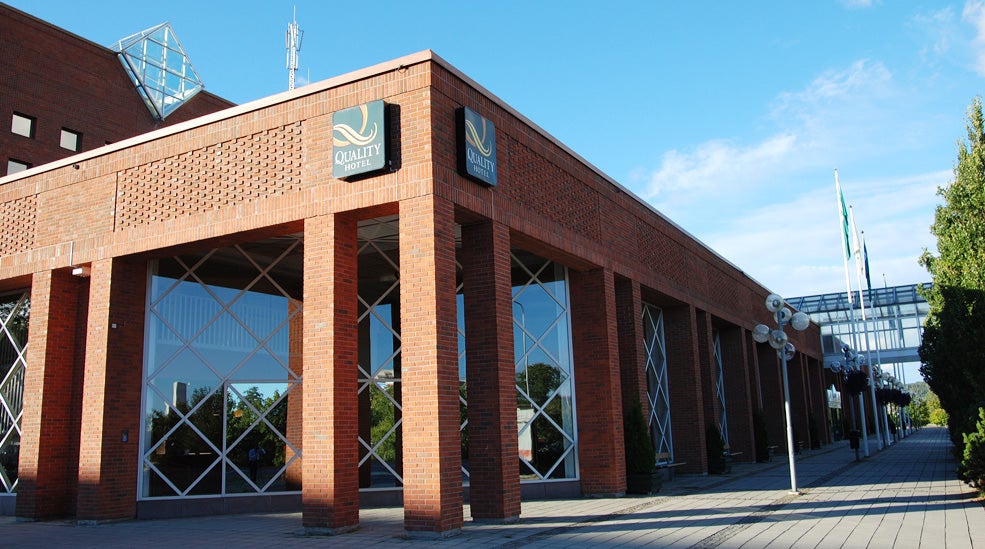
top-left (399, 195), bottom-right (463, 536)
top-left (746, 330), bottom-right (764, 410)
top-left (285, 299), bottom-right (302, 490)
top-left (757, 344), bottom-right (785, 452)
top-left (695, 311), bottom-right (718, 435)
top-left (570, 268), bottom-right (625, 495)
top-left (16, 270), bottom-right (84, 519)
top-left (302, 213), bottom-right (360, 533)
top-left (789, 353), bottom-right (809, 450)
top-left (721, 327), bottom-right (754, 461)
top-left (460, 219), bottom-right (519, 522)
top-left (76, 257), bottom-right (146, 522)
top-left (616, 277), bottom-right (646, 412)
top-left (665, 305), bottom-right (704, 473)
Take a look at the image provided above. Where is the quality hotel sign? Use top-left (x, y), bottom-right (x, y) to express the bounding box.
top-left (333, 100), bottom-right (387, 179)
top-left (457, 107), bottom-right (497, 187)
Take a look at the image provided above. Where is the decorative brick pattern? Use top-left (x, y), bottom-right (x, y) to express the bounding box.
top-left (501, 137), bottom-right (601, 243)
top-left (0, 196), bottom-right (36, 256)
top-left (637, 219), bottom-right (689, 289)
top-left (116, 123), bottom-right (303, 229)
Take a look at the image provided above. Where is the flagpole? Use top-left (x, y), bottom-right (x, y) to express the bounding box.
top-left (862, 231), bottom-right (891, 446)
top-left (836, 170), bottom-right (869, 456)
top-left (850, 206), bottom-right (883, 451)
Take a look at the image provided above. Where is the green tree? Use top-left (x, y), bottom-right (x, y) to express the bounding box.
top-left (919, 96), bottom-right (985, 452)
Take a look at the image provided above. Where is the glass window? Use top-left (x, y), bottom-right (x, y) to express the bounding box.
top-left (6, 159), bottom-right (30, 175)
top-left (512, 250), bottom-right (577, 480)
top-left (10, 113), bottom-right (34, 138)
top-left (643, 303), bottom-right (673, 461)
top-left (141, 237), bottom-right (303, 498)
top-left (0, 290), bottom-right (30, 494)
top-left (60, 128), bottom-right (82, 151)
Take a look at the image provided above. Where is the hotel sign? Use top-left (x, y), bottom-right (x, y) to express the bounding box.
top-left (457, 107), bottom-right (497, 187)
top-left (333, 100), bottom-right (388, 179)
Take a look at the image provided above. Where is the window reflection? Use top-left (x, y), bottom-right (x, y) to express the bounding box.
top-left (141, 237), bottom-right (302, 498)
top-left (0, 291), bottom-right (28, 494)
top-left (512, 250), bottom-right (576, 481)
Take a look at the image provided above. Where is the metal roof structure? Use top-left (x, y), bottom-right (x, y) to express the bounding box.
top-left (788, 283), bottom-right (930, 380)
top-left (113, 22), bottom-right (204, 120)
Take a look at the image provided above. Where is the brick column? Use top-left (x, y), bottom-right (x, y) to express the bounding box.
top-left (302, 213), bottom-right (360, 533)
top-left (789, 353), bottom-right (810, 450)
top-left (616, 277), bottom-right (646, 412)
top-left (76, 257), bottom-right (146, 522)
top-left (460, 219), bottom-right (519, 522)
top-left (285, 300), bottom-right (302, 490)
top-left (695, 311), bottom-right (718, 434)
top-left (16, 270), bottom-right (84, 519)
top-left (665, 305), bottom-right (704, 473)
top-left (399, 195), bottom-right (463, 536)
top-left (570, 268), bottom-right (625, 495)
top-left (757, 344), bottom-right (785, 452)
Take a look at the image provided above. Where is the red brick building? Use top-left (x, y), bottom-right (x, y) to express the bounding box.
top-left (0, 40), bottom-right (826, 536)
top-left (0, 3), bottom-right (233, 177)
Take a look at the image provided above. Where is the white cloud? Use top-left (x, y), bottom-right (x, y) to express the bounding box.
top-left (636, 59), bottom-right (901, 226)
top-left (699, 171), bottom-right (943, 297)
top-left (840, 0), bottom-right (879, 9)
top-left (641, 134), bottom-right (797, 200)
top-left (964, 0), bottom-right (985, 75)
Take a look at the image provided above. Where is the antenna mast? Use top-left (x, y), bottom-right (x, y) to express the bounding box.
top-left (286, 7), bottom-right (303, 90)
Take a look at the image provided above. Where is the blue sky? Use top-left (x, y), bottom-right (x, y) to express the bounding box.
top-left (12, 3), bottom-right (977, 300)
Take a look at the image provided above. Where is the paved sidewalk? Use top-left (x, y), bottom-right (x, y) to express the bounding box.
top-left (1, 426), bottom-right (982, 547)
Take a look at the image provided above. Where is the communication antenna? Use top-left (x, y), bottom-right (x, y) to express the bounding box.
top-left (286, 7), bottom-right (303, 90)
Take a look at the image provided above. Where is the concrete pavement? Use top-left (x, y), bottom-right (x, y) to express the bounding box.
top-left (1, 426), bottom-right (982, 547)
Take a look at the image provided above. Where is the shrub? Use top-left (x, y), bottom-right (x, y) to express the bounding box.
top-left (753, 408), bottom-right (770, 462)
top-left (706, 423), bottom-right (728, 474)
top-left (960, 407), bottom-right (985, 494)
top-left (623, 400), bottom-right (655, 474)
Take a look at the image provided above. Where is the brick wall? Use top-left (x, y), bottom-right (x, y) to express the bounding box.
top-left (0, 4), bottom-right (233, 176)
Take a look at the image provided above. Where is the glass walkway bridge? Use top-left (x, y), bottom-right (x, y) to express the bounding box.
top-left (787, 283), bottom-right (930, 384)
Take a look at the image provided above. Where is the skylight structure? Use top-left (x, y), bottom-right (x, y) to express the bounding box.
top-left (113, 23), bottom-right (204, 120)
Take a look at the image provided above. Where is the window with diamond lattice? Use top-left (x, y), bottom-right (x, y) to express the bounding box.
top-left (643, 303), bottom-right (673, 461)
top-left (714, 331), bottom-right (729, 448)
top-left (356, 217), bottom-right (404, 488)
top-left (513, 250), bottom-right (577, 480)
top-left (140, 237), bottom-right (302, 498)
top-left (0, 291), bottom-right (28, 494)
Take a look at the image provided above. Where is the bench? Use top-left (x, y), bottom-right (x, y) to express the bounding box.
top-left (655, 452), bottom-right (687, 480)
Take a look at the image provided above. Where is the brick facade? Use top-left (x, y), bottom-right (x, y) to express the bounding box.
top-left (0, 47), bottom-right (825, 535)
top-left (0, 4), bottom-right (233, 177)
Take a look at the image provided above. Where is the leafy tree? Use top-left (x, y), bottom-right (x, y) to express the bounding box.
top-left (369, 383), bottom-right (397, 463)
top-left (919, 96), bottom-right (985, 451)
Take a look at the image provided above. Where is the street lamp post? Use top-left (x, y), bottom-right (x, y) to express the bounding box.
top-left (829, 345), bottom-right (870, 458)
top-left (753, 294), bottom-right (810, 495)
